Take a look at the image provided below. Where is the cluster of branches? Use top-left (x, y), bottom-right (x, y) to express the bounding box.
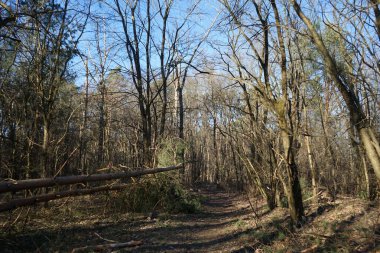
top-left (0, 0), bottom-right (208, 180)
top-left (200, 0), bottom-right (380, 224)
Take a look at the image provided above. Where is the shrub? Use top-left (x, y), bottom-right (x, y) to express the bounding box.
top-left (157, 137), bottom-right (187, 167)
top-left (111, 172), bottom-right (201, 214)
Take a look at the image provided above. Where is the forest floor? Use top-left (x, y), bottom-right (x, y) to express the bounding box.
top-left (0, 184), bottom-right (379, 252)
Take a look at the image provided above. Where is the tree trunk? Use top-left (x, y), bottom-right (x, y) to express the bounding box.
top-left (97, 83), bottom-right (106, 167)
top-left (271, 0), bottom-right (304, 224)
top-left (177, 83), bottom-right (185, 176)
top-left (79, 57), bottom-right (90, 174)
top-left (0, 164), bottom-right (184, 194)
top-left (319, 83), bottom-right (338, 196)
top-left (359, 147), bottom-right (372, 199)
top-left (359, 127), bottom-right (380, 180)
top-left (305, 134), bottom-right (317, 202)
top-left (280, 125), bottom-right (304, 223)
top-left (177, 84), bottom-right (184, 140)
top-left (42, 115), bottom-right (50, 178)
top-left (304, 106), bottom-right (318, 203)
top-left (1, 164), bottom-right (183, 212)
top-left (370, 0), bottom-right (380, 41)
top-left (212, 115), bottom-right (220, 183)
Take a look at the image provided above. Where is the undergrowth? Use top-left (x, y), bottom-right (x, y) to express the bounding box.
top-left (109, 171), bottom-right (202, 214)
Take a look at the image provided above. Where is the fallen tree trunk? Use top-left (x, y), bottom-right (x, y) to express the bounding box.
top-left (0, 164), bottom-right (182, 194)
top-left (0, 184), bottom-right (129, 212)
top-left (71, 240), bottom-right (143, 252)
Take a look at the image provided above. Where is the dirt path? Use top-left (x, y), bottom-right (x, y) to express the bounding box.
top-left (124, 185), bottom-right (256, 252)
top-left (2, 185), bottom-right (378, 252)
top-left (1, 185), bottom-right (260, 252)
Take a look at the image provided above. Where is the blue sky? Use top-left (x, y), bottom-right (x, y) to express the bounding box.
top-left (69, 0), bottom-right (223, 89)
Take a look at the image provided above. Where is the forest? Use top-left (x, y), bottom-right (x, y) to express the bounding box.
top-left (0, 0), bottom-right (379, 252)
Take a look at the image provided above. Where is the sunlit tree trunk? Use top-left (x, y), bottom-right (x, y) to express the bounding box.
top-left (303, 104), bottom-right (318, 203)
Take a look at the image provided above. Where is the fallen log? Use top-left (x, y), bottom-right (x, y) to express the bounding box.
top-left (71, 240), bottom-right (143, 252)
top-left (0, 164), bottom-right (182, 194)
top-left (0, 184), bottom-right (128, 212)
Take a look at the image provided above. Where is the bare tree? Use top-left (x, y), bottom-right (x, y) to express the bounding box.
top-left (291, 0), bottom-right (380, 183)
top-left (218, 0), bottom-right (304, 223)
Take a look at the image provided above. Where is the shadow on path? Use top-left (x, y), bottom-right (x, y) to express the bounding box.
top-left (0, 184), bottom-right (262, 253)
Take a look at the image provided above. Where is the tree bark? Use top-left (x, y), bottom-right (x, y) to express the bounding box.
top-left (0, 184), bottom-right (128, 212)
top-left (71, 240), bottom-right (142, 252)
top-left (304, 105), bottom-right (318, 202)
top-left (0, 164), bottom-right (183, 194)
top-left (41, 114), bottom-right (50, 178)
top-left (79, 56), bottom-right (90, 174)
top-left (370, 0), bottom-right (380, 41)
top-left (271, 0), bottom-right (304, 224)
top-left (97, 82), bottom-right (106, 166)
top-left (279, 120), bottom-right (304, 223)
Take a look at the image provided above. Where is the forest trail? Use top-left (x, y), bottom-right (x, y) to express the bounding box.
top-left (124, 185), bottom-right (257, 252)
top-left (1, 184), bottom-right (379, 252)
top-left (0, 185), bottom-right (260, 252)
